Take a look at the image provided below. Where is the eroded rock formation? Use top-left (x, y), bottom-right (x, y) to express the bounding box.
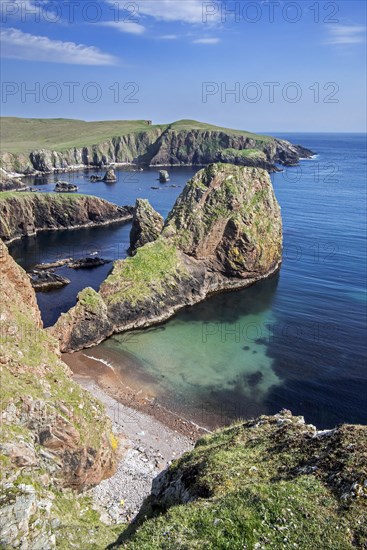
top-left (52, 164), bottom-right (282, 352)
top-left (0, 193), bottom-right (134, 242)
top-left (129, 198), bottom-right (164, 255)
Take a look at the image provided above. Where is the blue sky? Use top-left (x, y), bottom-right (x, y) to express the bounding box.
top-left (1, 0), bottom-right (366, 131)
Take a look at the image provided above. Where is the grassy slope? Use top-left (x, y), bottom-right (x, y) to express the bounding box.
top-left (120, 412), bottom-right (367, 549)
top-left (0, 117), bottom-right (271, 154)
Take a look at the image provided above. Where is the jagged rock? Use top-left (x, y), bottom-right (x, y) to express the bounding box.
top-left (103, 168), bottom-right (117, 183)
top-left (28, 271), bottom-right (71, 291)
top-left (54, 181), bottom-right (78, 193)
top-left (0, 194), bottom-right (134, 242)
top-left (68, 257), bottom-right (111, 269)
top-left (52, 164), bottom-right (282, 352)
top-left (129, 199), bottom-right (164, 255)
top-left (159, 170), bottom-right (170, 182)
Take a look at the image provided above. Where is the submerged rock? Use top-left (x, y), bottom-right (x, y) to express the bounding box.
top-left (52, 164), bottom-right (282, 352)
top-left (129, 198), bottom-right (164, 255)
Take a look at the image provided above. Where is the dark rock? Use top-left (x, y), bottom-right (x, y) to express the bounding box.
top-left (68, 257), bottom-right (111, 269)
top-left (28, 271), bottom-right (70, 291)
top-left (54, 181), bottom-right (78, 193)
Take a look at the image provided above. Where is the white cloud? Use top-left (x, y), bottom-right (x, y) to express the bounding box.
top-left (0, 27), bottom-right (118, 65)
top-left (106, 0), bottom-right (209, 24)
top-left (326, 25), bottom-right (366, 45)
top-left (193, 37), bottom-right (220, 44)
top-left (158, 34), bottom-right (178, 40)
top-left (102, 20), bottom-right (146, 35)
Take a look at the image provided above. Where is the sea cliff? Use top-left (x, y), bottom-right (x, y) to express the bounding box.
top-left (0, 118), bottom-right (314, 175)
top-left (0, 192), bottom-right (134, 242)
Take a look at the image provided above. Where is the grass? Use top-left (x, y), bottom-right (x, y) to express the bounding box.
top-left (220, 148), bottom-right (267, 159)
top-left (119, 413), bottom-right (367, 549)
top-left (101, 240), bottom-right (187, 306)
top-left (0, 117), bottom-right (272, 154)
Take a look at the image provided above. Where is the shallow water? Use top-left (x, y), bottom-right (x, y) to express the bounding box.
top-left (9, 134), bottom-right (367, 428)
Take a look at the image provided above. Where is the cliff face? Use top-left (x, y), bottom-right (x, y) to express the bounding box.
top-left (0, 241), bottom-right (117, 548)
top-left (0, 127), bottom-right (313, 174)
top-left (122, 410), bottom-right (367, 549)
top-left (52, 164), bottom-right (282, 352)
top-left (0, 193), bottom-right (134, 242)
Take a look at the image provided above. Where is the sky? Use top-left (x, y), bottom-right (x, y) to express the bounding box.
top-left (0, 0), bottom-right (366, 132)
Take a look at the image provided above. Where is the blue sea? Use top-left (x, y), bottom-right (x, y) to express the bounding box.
top-left (9, 133), bottom-right (367, 429)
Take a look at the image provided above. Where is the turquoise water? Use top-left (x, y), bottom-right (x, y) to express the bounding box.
top-left (10, 134), bottom-right (367, 428)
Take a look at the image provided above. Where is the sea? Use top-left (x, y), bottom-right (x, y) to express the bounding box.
top-left (9, 133), bottom-right (367, 429)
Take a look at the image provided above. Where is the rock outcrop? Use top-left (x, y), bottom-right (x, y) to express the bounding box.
top-left (159, 170), bottom-right (170, 182)
top-left (28, 270), bottom-right (71, 291)
top-left (121, 410), bottom-right (367, 549)
top-left (52, 164), bottom-right (282, 352)
top-left (54, 181), bottom-right (78, 193)
top-left (129, 199), bottom-right (164, 255)
top-left (0, 241), bottom-right (117, 548)
top-left (0, 121), bottom-right (314, 175)
top-left (103, 167), bottom-right (117, 182)
top-left (0, 193), bottom-right (134, 242)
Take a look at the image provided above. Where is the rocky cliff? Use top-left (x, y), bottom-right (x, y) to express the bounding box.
top-left (0, 120), bottom-right (314, 175)
top-left (119, 410), bottom-right (367, 549)
top-left (0, 192), bottom-right (134, 242)
top-left (0, 241), bottom-right (118, 548)
top-left (52, 164), bottom-right (282, 352)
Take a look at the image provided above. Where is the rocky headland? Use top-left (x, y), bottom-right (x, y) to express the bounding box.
top-left (0, 118), bottom-right (314, 176)
top-left (0, 241), bottom-right (117, 548)
top-left (52, 163), bottom-right (282, 352)
top-left (0, 192), bottom-right (134, 243)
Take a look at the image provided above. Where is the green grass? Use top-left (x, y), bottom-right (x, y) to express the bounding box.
top-left (0, 191), bottom-right (88, 201)
top-left (220, 148), bottom-right (267, 159)
top-left (101, 240), bottom-right (187, 306)
top-left (119, 414), bottom-right (367, 549)
top-left (0, 117), bottom-right (272, 154)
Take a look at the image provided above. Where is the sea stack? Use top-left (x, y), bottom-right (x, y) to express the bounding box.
top-left (159, 170), bottom-right (170, 183)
